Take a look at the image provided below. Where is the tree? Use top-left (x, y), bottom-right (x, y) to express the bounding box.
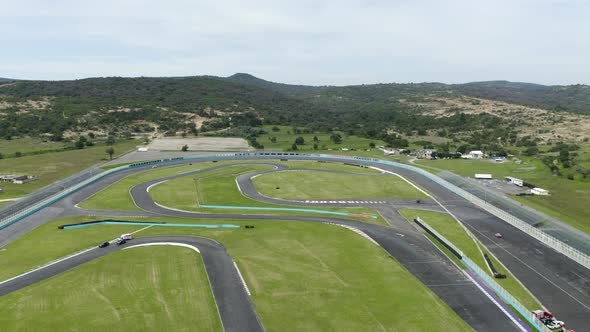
top-left (88, 132), bottom-right (95, 139)
top-left (295, 136), bottom-right (305, 145)
top-left (369, 142), bottom-right (376, 148)
top-left (330, 133), bottom-right (342, 144)
top-left (291, 143), bottom-right (298, 151)
top-left (269, 136), bottom-right (277, 143)
top-left (106, 147), bottom-right (115, 160)
top-left (181, 132), bottom-right (187, 138)
top-left (272, 126), bottom-right (280, 132)
top-left (524, 146), bottom-right (538, 156)
top-left (75, 140), bottom-right (85, 149)
top-left (106, 136), bottom-right (116, 146)
top-left (313, 136), bottom-right (319, 143)
top-left (313, 143), bottom-right (318, 150)
top-left (14, 151), bottom-right (22, 158)
top-left (181, 144), bottom-right (189, 152)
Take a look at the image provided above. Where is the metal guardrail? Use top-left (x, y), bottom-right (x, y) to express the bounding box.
top-left (414, 217), bottom-right (550, 332)
top-left (338, 156), bottom-right (590, 270)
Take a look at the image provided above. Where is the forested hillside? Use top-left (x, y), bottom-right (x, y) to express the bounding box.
top-left (453, 81), bottom-right (590, 113)
top-left (1, 74), bottom-right (589, 152)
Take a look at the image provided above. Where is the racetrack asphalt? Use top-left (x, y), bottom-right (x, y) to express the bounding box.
top-left (1, 155), bottom-right (589, 330)
top-left (0, 235), bottom-right (264, 332)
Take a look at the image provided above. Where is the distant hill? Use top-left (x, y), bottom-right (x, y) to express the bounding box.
top-left (452, 81), bottom-right (590, 113)
top-left (0, 77), bottom-right (15, 83)
top-left (0, 73), bottom-right (588, 146)
top-left (226, 74), bottom-right (590, 113)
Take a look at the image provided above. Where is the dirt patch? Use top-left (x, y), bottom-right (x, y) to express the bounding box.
top-left (399, 96), bottom-right (590, 143)
top-left (147, 137), bottom-right (251, 151)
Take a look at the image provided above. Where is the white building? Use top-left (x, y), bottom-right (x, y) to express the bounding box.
top-left (505, 176), bottom-right (524, 187)
top-left (383, 149), bottom-right (396, 156)
top-left (417, 149), bottom-right (436, 160)
top-left (531, 188), bottom-right (549, 196)
top-left (0, 175), bottom-right (37, 184)
top-left (469, 150), bottom-right (485, 159)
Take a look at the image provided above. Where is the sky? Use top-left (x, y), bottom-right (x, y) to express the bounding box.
top-left (1, 0), bottom-right (589, 85)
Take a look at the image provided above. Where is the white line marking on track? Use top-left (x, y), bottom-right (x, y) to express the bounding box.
top-left (146, 180), bottom-right (168, 193)
top-left (130, 225), bottom-right (153, 235)
top-left (123, 242), bottom-right (200, 253)
top-left (233, 261), bottom-right (251, 296)
top-left (0, 247), bottom-right (95, 286)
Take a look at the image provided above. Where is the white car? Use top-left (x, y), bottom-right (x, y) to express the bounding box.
top-left (543, 318), bottom-right (564, 330)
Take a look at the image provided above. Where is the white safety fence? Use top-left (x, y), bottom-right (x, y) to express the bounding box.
top-left (332, 155), bottom-right (590, 270)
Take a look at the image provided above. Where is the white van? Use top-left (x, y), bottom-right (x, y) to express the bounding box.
top-left (121, 233), bottom-right (133, 240)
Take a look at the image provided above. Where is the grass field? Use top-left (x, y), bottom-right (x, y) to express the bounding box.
top-left (413, 157), bottom-right (547, 179)
top-left (0, 137), bottom-right (66, 155)
top-left (81, 160), bottom-right (380, 211)
top-left (0, 246), bottom-right (221, 332)
top-left (253, 170), bottom-right (428, 200)
top-left (150, 165), bottom-right (385, 224)
top-left (414, 157), bottom-right (590, 235)
top-left (399, 209), bottom-right (541, 310)
top-left (257, 125), bottom-right (386, 151)
top-left (0, 140), bottom-right (139, 198)
top-left (0, 216), bottom-right (472, 331)
top-left (81, 161), bottom-right (386, 223)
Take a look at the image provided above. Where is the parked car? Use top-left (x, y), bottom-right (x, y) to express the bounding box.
top-left (116, 238), bottom-right (126, 245)
top-left (151, 165), bottom-right (158, 169)
top-left (98, 242), bottom-right (110, 248)
top-left (494, 233), bottom-right (503, 238)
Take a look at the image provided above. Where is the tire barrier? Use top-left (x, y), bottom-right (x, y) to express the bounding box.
top-left (484, 253), bottom-right (507, 279)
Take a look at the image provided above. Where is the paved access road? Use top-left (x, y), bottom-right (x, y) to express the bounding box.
top-left (0, 235), bottom-right (264, 332)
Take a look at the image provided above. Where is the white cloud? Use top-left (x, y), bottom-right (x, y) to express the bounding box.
top-left (0, 0), bottom-right (589, 84)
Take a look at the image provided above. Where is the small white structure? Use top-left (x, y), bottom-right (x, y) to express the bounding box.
top-left (531, 188), bottom-right (549, 196)
top-left (383, 149), bottom-right (396, 156)
top-left (137, 147), bottom-right (149, 152)
top-left (475, 173), bottom-right (492, 179)
top-left (468, 150), bottom-right (485, 159)
top-left (505, 176), bottom-right (524, 187)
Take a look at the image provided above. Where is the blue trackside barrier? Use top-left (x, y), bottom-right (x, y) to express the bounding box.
top-left (200, 204), bottom-right (378, 219)
top-left (60, 220), bottom-right (240, 230)
top-left (463, 258), bottom-right (545, 331)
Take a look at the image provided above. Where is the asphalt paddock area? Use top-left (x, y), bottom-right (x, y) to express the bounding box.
top-left (147, 137), bottom-right (251, 151)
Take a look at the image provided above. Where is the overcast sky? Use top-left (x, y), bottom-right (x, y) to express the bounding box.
top-left (1, 0), bottom-right (589, 85)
